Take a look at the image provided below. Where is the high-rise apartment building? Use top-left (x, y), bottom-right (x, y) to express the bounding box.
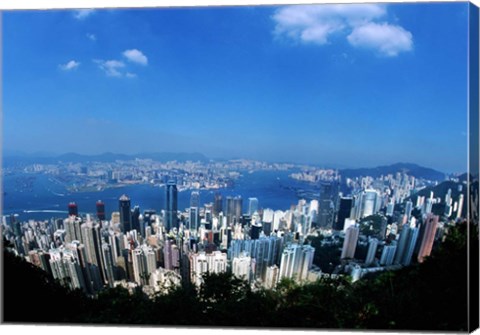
top-left (341, 225), bottom-right (359, 259)
top-left (278, 243), bottom-right (315, 282)
top-left (365, 237), bottom-right (378, 265)
top-left (417, 214), bottom-right (439, 263)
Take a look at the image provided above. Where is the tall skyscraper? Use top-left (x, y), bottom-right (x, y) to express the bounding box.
top-left (335, 197), bottom-right (353, 231)
top-left (131, 205), bottom-right (141, 233)
top-left (101, 243), bottom-right (116, 288)
top-left (213, 193), bottom-right (223, 216)
top-left (417, 214), bottom-right (439, 263)
top-left (49, 248), bottom-right (86, 292)
top-left (189, 207), bottom-right (199, 232)
top-left (234, 196), bottom-right (243, 224)
top-left (68, 202), bottom-right (78, 217)
top-left (163, 239), bottom-right (180, 271)
top-left (165, 181), bottom-right (178, 231)
top-left (386, 202), bottom-right (394, 216)
top-left (68, 241), bottom-right (94, 294)
top-left (405, 200), bottom-right (413, 220)
top-left (402, 226), bottom-right (420, 266)
top-left (341, 225), bottom-right (359, 259)
top-left (189, 191), bottom-right (200, 232)
top-left (190, 191), bottom-right (200, 208)
top-left (380, 243), bottom-right (397, 266)
top-left (456, 194), bottom-right (464, 219)
top-left (64, 216), bottom-right (82, 243)
top-left (278, 243), bottom-right (315, 282)
top-left (119, 195), bottom-right (132, 233)
top-left (318, 182), bottom-right (336, 228)
top-left (248, 197), bottom-right (259, 215)
top-left (96, 200), bottom-right (106, 221)
top-left (365, 237), bottom-right (378, 265)
top-left (81, 222), bottom-right (104, 290)
top-left (393, 226), bottom-right (407, 264)
top-left (132, 245), bottom-right (157, 286)
top-left (359, 189), bottom-right (380, 218)
top-left (232, 252), bottom-right (252, 282)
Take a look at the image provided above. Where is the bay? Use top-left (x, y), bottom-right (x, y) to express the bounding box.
top-left (2, 170), bottom-right (313, 222)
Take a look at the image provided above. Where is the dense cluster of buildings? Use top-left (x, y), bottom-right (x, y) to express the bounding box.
top-left (9, 158), bottom-right (295, 193)
top-left (2, 171), bottom-right (465, 295)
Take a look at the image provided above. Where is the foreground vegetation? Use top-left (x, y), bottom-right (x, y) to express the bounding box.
top-left (2, 222), bottom-right (477, 331)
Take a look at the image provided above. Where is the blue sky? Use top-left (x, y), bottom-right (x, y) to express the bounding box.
top-left (2, 3), bottom-right (470, 172)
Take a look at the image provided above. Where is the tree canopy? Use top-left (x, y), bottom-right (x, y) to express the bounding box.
top-left (2, 221), bottom-right (477, 331)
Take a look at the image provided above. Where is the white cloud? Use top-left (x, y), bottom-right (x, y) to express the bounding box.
top-left (86, 33), bottom-right (96, 41)
top-left (59, 60), bottom-right (80, 71)
top-left (94, 59), bottom-right (125, 77)
top-left (347, 22), bottom-right (413, 56)
top-left (73, 9), bottom-right (95, 20)
top-left (126, 72), bottom-right (137, 78)
top-left (122, 49), bottom-right (148, 65)
top-left (273, 4), bottom-right (412, 56)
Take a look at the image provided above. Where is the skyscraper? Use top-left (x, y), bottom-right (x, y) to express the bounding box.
top-left (119, 195), bottom-right (132, 233)
top-left (232, 252), bottom-right (252, 282)
top-left (278, 243), bottom-right (315, 282)
top-left (380, 243), bottom-right (397, 266)
top-left (318, 182), bottom-right (336, 228)
top-left (335, 197), bottom-right (353, 231)
top-left (190, 191), bottom-right (200, 208)
top-left (394, 224), bottom-right (412, 264)
top-left (359, 189), bottom-right (380, 218)
top-left (456, 194), bottom-right (464, 219)
top-left (131, 205), bottom-right (141, 233)
top-left (132, 245), bottom-right (157, 286)
top-left (68, 241), bottom-right (94, 294)
top-left (163, 239), bottom-right (180, 271)
top-left (96, 200), bottom-right (106, 221)
top-left (189, 251), bottom-right (227, 286)
top-left (234, 196), bottom-right (243, 224)
top-left (213, 193), bottom-right (223, 216)
top-left (64, 216), bottom-right (82, 243)
top-left (402, 226), bottom-right (420, 266)
top-left (365, 237), bottom-right (378, 265)
top-left (165, 181), bottom-right (178, 231)
top-left (101, 243), bottom-right (116, 288)
top-left (417, 214), bottom-right (439, 263)
top-left (68, 202), bottom-right (78, 217)
top-left (81, 222), bottom-right (104, 290)
top-left (189, 207), bottom-right (199, 232)
top-left (405, 200), bottom-right (413, 220)
top-left (341, 225), bottom-right (359, 259)
top-left (264, 265), bottom-right (279, 289)
top-left (248, 197), bottom-right (259, 215)
top-left (189, 191), bottom-right (200, 232)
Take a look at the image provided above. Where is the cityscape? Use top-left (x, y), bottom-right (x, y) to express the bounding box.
top-left (1, 154), bottom-right (472, 308)
top-left (1, 1), bottom-right (478, 332)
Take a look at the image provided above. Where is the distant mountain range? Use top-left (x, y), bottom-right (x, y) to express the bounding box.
top-left (339, 162), bottom-right (447, 181)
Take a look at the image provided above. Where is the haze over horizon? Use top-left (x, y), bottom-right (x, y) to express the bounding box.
top-left (3, 3), bottom-right (469, 173)
top-left (2, 149), bottom-right (461, 175)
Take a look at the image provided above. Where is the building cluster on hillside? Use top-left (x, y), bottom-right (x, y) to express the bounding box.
top-left (2, 172), bottom-right (465, 295)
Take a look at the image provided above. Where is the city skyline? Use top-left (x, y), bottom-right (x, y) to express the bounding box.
top-left (3, 3), bottom-right (469, 173)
